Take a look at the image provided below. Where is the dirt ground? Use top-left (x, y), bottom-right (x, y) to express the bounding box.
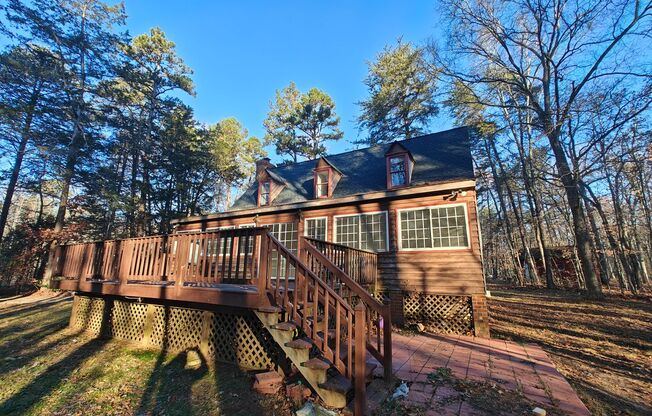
top-left (488, 285), bottom-right (652, 416)
top-left (0, 290), bottom-right (293, 416)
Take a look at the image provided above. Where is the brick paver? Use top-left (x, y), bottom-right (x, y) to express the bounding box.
top-left (389, 333), bottom-right (591, 415)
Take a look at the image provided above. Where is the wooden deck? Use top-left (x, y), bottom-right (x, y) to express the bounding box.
top-left (49, 227), bottom-right (392, 413)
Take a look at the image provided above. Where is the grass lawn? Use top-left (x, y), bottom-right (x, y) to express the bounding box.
top-left (0, 291), bottom-right (293, 416)
top-left (488, 285), bottom-right (652, 416)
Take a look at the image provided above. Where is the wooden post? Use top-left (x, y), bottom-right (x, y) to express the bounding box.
top-left (256, 231), bottom-right (270, 305)
top-left (141, 304), bottom-right (157, 346)
top-left (69, 294), bottom-right (79, 328)
top-left (383, 303), bottom-right (393, 383)
top-left (354, 303), bottom-right (366, 416)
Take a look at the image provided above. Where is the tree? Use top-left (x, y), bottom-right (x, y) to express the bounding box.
top-left (0, 46), bottom-right (60, 243)
top-left (108, 27), bottom-right (194, 236)
top-left (205, 117), bottom-right (266, 210)
top-left (436, 0), bottom-right (652, 297)
top-left (264, 82), bottom-right (343, 161)
top-left (357, 39), bottom-right (438, 145)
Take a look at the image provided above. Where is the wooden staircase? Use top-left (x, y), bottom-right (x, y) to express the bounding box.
top-left (253, 233), bottom-right (393, 413)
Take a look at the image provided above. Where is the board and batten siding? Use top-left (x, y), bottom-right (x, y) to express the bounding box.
top-left (173, 187), bottom-right (484, 297)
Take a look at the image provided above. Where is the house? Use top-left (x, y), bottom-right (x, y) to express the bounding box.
top-left (171, 126), bottom-right (489, 337)
top-left (48, 126), bottom-right (488, 411)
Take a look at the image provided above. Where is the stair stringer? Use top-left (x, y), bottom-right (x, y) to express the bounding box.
top-left (254, 310), bottom-right (348, 408)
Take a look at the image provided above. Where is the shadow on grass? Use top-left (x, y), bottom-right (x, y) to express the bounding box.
top-left (0, 336), bottom-right (110, 415)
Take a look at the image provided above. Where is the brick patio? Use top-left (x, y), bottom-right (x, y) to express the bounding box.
top-left (375, 332), bottom-right (591, 415)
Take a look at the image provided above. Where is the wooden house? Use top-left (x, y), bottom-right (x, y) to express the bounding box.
top-left (172, 126), bottom-right (489, 337)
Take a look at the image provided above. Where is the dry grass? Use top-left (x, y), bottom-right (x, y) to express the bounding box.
top-left (488, 284), bottom-right (652, 416)
top-left (0, 290), bottom-right (293, 416)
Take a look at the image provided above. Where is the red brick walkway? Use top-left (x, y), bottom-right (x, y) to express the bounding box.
top-left (378, 332), bottom-right (591, 415)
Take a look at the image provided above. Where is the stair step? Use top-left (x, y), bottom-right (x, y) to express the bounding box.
top-left (257, 306), bottom-right (282, 313)
top-left (319, 374), bottom-right (352, 394)
top-left (317, 329), bottom-right (336, 340)
top-left (307, 315), bottom-right (323, 323)
top-left (285, 338), bottom-right (313, 350)
top-left (271, 322), bottom-right (296, 331)
top-left (301, 357), bottom-right (332, 370)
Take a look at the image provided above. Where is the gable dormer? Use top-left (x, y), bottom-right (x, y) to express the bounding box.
top-left (255, 158), bottom-right (285, 206)
top-left (313, 157), bottom-right (342, 199)
top-left (385, 142), bottom-right (414, 189)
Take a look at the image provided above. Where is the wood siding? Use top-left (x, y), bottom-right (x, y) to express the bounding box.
top-left (175, 187), bottom-right (484, 296)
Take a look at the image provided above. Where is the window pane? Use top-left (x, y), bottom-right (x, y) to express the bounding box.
top-left (260, 181), bottom-right (270, 205)
top-left (335, 216), bottom-right (359, 248)
top-left (399, 209), bottom-right (431, 249)
top-left (266, 222), bottom-right (298, 279)
top-left (316, 172), bottom-right (329, 197)
top-left (430, 205), bottom-right (468, 248)
top-left (305, 218), bottom-right (327, 241)
top-left (360, 213), bottom-right (387, 251)
top-left (390, 156), bottom-right (407, 187)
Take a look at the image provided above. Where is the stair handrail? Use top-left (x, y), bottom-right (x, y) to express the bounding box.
top-left (303, 237), bottom-right (378, 288)
top-left (301, 237), bottom-right (392, 382)
top-left (263, 232), bottom-right (362, 376)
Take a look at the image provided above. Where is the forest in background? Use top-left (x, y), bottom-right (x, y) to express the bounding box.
top-left (1, 0), bottom-right (651, 299)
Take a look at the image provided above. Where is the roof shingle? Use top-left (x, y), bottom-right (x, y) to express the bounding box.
top-left (230, 126), bottom-right (473, 211)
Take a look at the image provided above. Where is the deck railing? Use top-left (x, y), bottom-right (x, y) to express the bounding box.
top-left (301, 237), bottom-right (392, 382)
top-left (303, 237), bottom-right (378, 289)
top-left (50, 227), bottom-right (391, 413)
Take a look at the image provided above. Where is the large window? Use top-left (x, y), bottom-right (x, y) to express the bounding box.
top-left (315, 171), bottom-right (329, 198)
top-left (335, 212), bottom-right (388, 252)
top-left (399, 205), bottom-right (469, 250)
top-left (389, 156), bottom-right (408, 187)
top-left (265, 222), bottom-right (298, 279)
top-left (305, 217), bottom-right (327, 241)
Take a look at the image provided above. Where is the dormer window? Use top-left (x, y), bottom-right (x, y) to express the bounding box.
top-left (316, 170), bottom-right (329, 198)
top-left (313, 157), bottom-right (342, 199)
top-left (389, 156), bottom-right (408, 187)
top-left (385, 142), bottom-right (414, 190)
top-left (259, 180), bottom-right (271, 206)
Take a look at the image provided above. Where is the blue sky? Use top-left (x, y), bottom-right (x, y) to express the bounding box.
top-left (124, 0), bottom-right (452, 162)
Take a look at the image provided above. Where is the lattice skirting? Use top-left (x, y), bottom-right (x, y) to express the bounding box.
top-left (402, 293), bottom-right (474, 335)
top-left (70, 295), bottom-right (282, 370)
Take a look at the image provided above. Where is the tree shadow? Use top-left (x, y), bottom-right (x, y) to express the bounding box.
top-left (0, 299), bottom-right (113, 415)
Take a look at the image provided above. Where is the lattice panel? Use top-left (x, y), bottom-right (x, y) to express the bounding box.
top-left (403, 294), bottom-right (473, 335)
top-left (207, 311), bottom-right (276, 369)
top-left (110, 301), bottom-right (148, 342)
top-left (164, 307), bottom-right (204, 352)
top-left (71, 296), bottom-right (282, 370)
top-left (72, 296), bottom-right (107, 336)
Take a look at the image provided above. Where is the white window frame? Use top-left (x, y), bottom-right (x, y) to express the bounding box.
top-left (333, 211), bottom-right (390, 252)
top-left (304, 216), bottom-right (328, 240)
top-left (397, 203), bottom-right (471, 251)
top-left (238, 223), bottom-right (256, 228)
top-left (205, 225), bottom-right (236, 231)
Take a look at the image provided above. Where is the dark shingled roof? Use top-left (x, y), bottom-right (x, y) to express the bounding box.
top-left (230, 126), bottom-right (474, 211)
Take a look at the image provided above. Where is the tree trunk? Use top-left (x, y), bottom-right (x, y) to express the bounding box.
top-left (0, 85), bottom-right (40, 243)
top-left (545, 127), bottom-right (602, 297)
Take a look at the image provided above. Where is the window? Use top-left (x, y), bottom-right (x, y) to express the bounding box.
top-left (265, 222), bottom-right (298, 279)
top-left (316, 171), bottom-right (329, 198)
top-left (389, 155), bottom-right (408, 187)
top-left (238, 224), bottom-right (256, 254)
top-left (305, 217), bottom-right (327, 241)
top-left (259, 181), bottom-right (270, 206)
top-left (399, 205), bottom-right (469, 250)
top-left (335, 212), bottom-right (388, 252)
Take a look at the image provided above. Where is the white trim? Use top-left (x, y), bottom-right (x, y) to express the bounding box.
top-left (304, 216), bottom-right (328, 240)
top-left (205, 225), bottom-right (236, 231)
top-left (238, 223), bottom-right (256, 228)
top-left (396, 203), bottom-right (471, 251)
top-left (333, 211), bottom-right (390, 252)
